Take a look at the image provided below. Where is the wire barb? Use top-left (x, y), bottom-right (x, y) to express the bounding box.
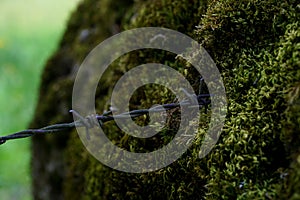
top-left (0, 92), bottom-right (212, 145)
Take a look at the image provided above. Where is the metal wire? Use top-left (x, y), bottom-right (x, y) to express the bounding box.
top-left (0, 93), bottom-right (211, 145)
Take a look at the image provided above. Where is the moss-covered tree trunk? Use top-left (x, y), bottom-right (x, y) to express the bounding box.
top-left (31, 0), bottom-right (299, 199)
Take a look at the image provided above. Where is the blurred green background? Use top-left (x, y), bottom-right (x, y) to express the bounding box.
top-left (0, 0), bottom-right (80, 199)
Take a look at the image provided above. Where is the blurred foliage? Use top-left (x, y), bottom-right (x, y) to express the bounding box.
top-left (0, 0), bottom-right (80, 199)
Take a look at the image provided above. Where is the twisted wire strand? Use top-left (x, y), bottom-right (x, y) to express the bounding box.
top-left (0, 93), bottom-right (211, 145)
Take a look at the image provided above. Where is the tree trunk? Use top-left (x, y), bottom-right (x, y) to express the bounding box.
top-left (31, 0), bottom-right (300, 199)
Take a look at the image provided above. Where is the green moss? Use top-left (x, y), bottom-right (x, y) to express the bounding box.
top-left (78, 1), bottom-right (210, 198)
top-left (194, 1), bottom-right (299, 198)
top-left (280, 84), bottom-right (300, 199)
top-left (278, 23), bottom-right (300, 199)
top-left (31, 0), bottom-right (299, 199)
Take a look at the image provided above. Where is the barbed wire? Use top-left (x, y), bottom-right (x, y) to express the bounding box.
top-left (0, 91), bottom-right (211, 145)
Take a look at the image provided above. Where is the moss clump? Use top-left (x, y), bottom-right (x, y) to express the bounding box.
top-left (193, 1), bottom-right (299, 199)
top-left (280, 82), bottom-right (300, 199)
top-left (31, 0), bottom-right (299, 199)
top-left (278, 24), bottom-right (300, 199)
top-left (72, 1), bottom-right (210, 199)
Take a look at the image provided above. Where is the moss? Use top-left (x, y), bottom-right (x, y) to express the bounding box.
top-left (194, 1), bottom-right (299, 198)
top-left (31, 0), bottom-right (299, 199)
top-left (77, 1), bottom-right (210, 198)
top-left (280, 84), bottom-right (300, 199)
top-left (278, 23), bottom-right (300, 199)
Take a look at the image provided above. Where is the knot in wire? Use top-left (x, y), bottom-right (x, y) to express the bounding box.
top-left (0, 139), bottom-right (6, 145)
top-left (180, 88), bottom-right (199, 106)
top-left (70, 110), bottom-right (102, 140)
